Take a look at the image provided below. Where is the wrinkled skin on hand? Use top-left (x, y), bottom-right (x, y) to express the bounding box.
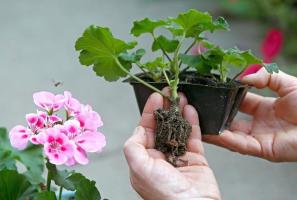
top-left (124, 92), bottom-right (221, 200)
top-left (204, 68), bottom-right (297, 162)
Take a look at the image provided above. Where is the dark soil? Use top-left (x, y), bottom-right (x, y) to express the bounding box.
top-left (154, 99), bottom-right (192, 166)
top-left (180, 71), bottom-right (242, 88)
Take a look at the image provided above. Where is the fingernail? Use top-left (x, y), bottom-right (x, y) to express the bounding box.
top-left (133, 126), bottom-right (142, 135)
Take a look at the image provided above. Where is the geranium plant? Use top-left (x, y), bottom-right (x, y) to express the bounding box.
top-left (0, 91), bottom-right (107, 200)
top-left (75, 9), bottom-right (278, 164)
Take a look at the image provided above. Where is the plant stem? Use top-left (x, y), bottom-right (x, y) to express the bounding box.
top-left (152, 33), bottom-right (172, 63)
top-left (58, 186), bottom-right (63, 200)
top-left (177, 39), bottom-right (197, 69)
top-left (171, 32), bottom-right (186, 100)
top-left (219, 64), bottom-right (227, 83)
top-left (184, 40), bottom-right (197, 55)
top-left (231, 66), bottom-right (248, 82)
top-left (180, 66), bottom-right (190, 74)
top-left (135, 62), bottom-right (148, 74)
top-left (162, 69), bottom-right (171, 86)
top-left (46, 170), bottom-right (52, 191)
top-left (115, 58), bottom-right (169, 98)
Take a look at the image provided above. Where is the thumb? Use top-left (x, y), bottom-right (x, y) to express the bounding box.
top-left (242, 67), bottom-right (297, 97)
top-left (123, 126), bottom-right (149, 171)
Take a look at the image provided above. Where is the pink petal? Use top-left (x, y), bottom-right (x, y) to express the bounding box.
top-left (9, 125), bottom-right (31, 150)
top-left (30, 135), bottom-right (39, 145)
top-left (47, 152), bottom-right (68, 165)
top-left (261, 29), bottom-right (283, 62)
top-left (53, 94), bottom-right (65, 111)
top-left (74, 146), bottom-right (89, 165)
top-left (64, 120), bottom-right (80, 134)
top-left (60, 143), bottom-right (75, 157)
top-left (25, 113), bottom-right (39, 126)
top-left (48, 115), bottom-right (62, 124)
top-left (36, 116), bottom-right (45, 129)
top-left (36, 131), bottom-right (47, 144)
top-left (239, 64), bottom-right (262, 80)
top-left (65, 157), bottom-right (76, 166)
top-left (77, 105), bottom-right (103, 131)
top-left (75, 131), bottom-right (106, 153)
top-left (64, 91), bottom-right (81, 115)
top-left (37, 111), bottom-right (47, 120)
top-left (33, 91), bottom-right (55, 111)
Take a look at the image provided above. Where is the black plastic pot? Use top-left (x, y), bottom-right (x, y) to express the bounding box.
top-left (126, 73), bottom-right (248, 135)
top-left (125, 74), bottom-right (168, 113)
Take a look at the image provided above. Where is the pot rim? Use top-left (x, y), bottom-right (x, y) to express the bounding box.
top-left (125, 74), bottom-right (249, 90)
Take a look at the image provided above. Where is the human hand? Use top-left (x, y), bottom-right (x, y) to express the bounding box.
top-left (204, 68), bottom-right (297, 162)
top-left (124, 92), bottom-right (221, 200)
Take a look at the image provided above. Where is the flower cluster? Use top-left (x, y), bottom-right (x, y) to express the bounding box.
top-left (9, 91), bottom-right (106, 166)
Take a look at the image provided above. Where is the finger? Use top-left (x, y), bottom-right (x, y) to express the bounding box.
top-left (229, 119), bottom-right (252, 134)
top-left (242, 68), bottom-right (297, 97)
top-left (275, 91), bottom-right (297, 124)
top-left (239, 92), bottom-right (264, 115)
top-left (183, 105), bottom-right (204, 154)
top-left (139, 92), bottom-right (163, 131)
top-left (203, 130), bottom-right (262, 157)
top-left (124, 126), bottom-right (150, 172)
top-left (175, 152), bottom-right (208, 168)
top-left (147, 149), bottom-right (166, 160)
top-left (162, 87), bottom-right (188, 110)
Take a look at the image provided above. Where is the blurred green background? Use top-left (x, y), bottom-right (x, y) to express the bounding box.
top-left (0, 0), bottom-right (296, 199)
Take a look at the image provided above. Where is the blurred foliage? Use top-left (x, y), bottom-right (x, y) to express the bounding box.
top-left (218, 0), bottom-right (297, 59)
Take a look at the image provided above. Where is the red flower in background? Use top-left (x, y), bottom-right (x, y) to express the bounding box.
top-left (261, 29), bottom-right (283, 63)
top-left (239, 28), bottom-right (283, 79)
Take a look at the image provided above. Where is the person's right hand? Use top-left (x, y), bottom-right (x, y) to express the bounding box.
top-left (204, 68), bottom-right (297, 162)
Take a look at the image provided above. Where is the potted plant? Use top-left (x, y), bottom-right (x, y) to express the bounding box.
top-left (75, 9), bottom-right (278, 164)
top-left (0, 91), bottom-right (107, 200)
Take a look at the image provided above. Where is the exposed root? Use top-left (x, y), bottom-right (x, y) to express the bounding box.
top-left (154, 100), bottom-right (192, 166)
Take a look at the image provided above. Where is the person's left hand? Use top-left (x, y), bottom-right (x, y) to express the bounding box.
top-left (124, 92), bottom-right (221, 200)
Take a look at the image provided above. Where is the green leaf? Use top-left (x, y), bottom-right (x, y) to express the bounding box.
top-left (75, 25), bottom-right (136, 81)
top-left (131, 18), bottom-right (166, 37)
top-left (152, 35), bottom-right (179, 53)
top-left (0, 128), bottom-right (44, 184)
top-left (0, 150), bottom-right (17, 170)
top-left (46, 162), bottom-right (75, 191)
top-left (0, 169), bottom-right (32, 200)
top-left (263, 63), bottom-right (279, 74)
top-left (180, 54), bottom-right (212, 74)
top-left (180, 54), bottom-right (201, 67)
top-left (143, 57), bottom-right (169, 71)
top-left (209, 17), bottom-right (230, 32)
top-left (168, 10), bottom-right (230, 38)
top-left (165, 22), bottom-right (184, 36)
top-left (33, 191), bottom-right (57, 200)
top-left (170, 9), bottom-right (212, 37)
top-left (119, 49), bottom-right (145, 63)
top-left (240, 50), bottom-right (262, 66)
top-left (66, 173), bottom-right (102, 200)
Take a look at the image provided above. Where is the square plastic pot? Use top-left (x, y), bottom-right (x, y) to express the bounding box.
top-left (126, 73), bottom-right (248, 135)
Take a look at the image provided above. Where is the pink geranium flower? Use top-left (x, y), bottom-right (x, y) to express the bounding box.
top-left (9, 125), bottom-right (37, 150)
top-left (33, 91), bottom-right (65, 112)
top-left (64, 91), bottom-right (81, 116)
top-left (62, 120), bottom-right (106, 165)
top-left (26, 113), bottom-right (45, 133)
top-left (76, 105), bottom-right (103, 132)
top-left (43, 127), bottom-right (74, 165)
top-left (9, 91), bottom-right (106, 166)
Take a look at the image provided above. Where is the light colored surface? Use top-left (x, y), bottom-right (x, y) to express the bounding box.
top-left (0, 0), bottom-right (296, 199)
